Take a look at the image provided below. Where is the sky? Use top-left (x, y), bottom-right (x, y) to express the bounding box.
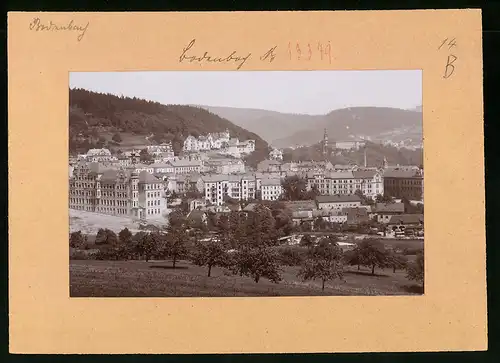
top-left (69, 70), bottom-right (422, 115)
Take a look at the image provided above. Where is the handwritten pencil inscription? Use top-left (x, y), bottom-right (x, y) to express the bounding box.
top-left (179, 39), bottom-right (252, 70)
top-left (438, 38), bottom-right (458, 79)
top-left (29, 17), bottom-right (90, 42)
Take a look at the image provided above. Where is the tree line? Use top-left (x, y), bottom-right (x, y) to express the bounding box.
top-left (70, 206), bottom-right (424, 291)
top-left (68, 88), bottom-right (269, 160)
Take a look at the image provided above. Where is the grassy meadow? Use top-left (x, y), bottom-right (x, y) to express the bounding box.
top-left (70, 258), bottom-right (423, 297)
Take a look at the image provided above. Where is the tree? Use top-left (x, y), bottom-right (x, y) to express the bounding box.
top-left (139, 148), bottom-right (153, 163)
top-left (118, 228), bottom-right (133, 245)
top-left (375, 194), bottom-right (395, 204)
top-left (163, 224), bottom-right (188, 268)
top-left (355, 189), bottom-right (375, 206)
top-left (406, 251), bottom-right (424, 284)
top-left (298, 238), bottom-right (344, 291)
top-left (136, 232), bottom-right (158, 261)
top-left (245, 204), bottom-right (277, 247)
top-left (281, 175), bottom-right (308, 201)
top-left (95, 228), bottom-right (118, 246)
top-left (112, 132), bottom-right (123, 143)
top-left (299, 234), bottom-right (314, 249)
top-left (191, 238), bottom-right (230, 277)
top-left (343, 249), bottom-right (363, 271)
top-left (69, 231), bottom-right (87, 249)
top-left (314, 216), bottom-right (327, 231)
top-left (232, 246), bottom-right (282, 283)
top-left (386, 252), bottom-right (408, 273)
top-left (185, 184), bottom-right (203, 199)
top-left (168, 209), bottom-right (186, 227)
top-left (304, 184), bottom-right (321, 200)
top-left (353, 239), bottom-right (390, 275)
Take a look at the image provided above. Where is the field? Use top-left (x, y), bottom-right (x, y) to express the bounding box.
top-left (70, 259), bottom-right (423, 297)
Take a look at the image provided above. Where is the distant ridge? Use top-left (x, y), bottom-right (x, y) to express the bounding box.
top-left (199, 105), bottom-right (422, 148)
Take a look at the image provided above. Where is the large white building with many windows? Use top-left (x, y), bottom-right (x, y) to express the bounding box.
top-left (304, 170), bottom-right (383, 199)
top-left (69, 161), bottom-right (167, 221)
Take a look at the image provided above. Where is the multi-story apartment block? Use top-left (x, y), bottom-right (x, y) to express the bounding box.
top-left (69, 162), bottom-right (167, 220)
top-left (169, 159), bottom-right (203, 174)
top-left (204, 157), bottom-right (245, 174)
top-left (260, 178), bottom-right (283, 201)
top-left (383, 169), bottom-right (424, 201)
top-left (201, 173), bottom-right (258, 205)
top-left (305, 170), bottom-right (383, 199)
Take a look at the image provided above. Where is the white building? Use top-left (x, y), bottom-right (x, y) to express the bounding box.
top-left (204, 158), bottom-right (245, 174)
top-left (269, 148), bottom-right (283, 161)
top-left (260, 178), bottom-right (283, 201)
top-left (305, 170), bottom-right (383, 199)
top-left (78, 148), bottom-right (117, 163)
top-left (69, 162), bottom-right (167, 221)
top-left (201, 174), bottom-right (257, 206)
top-left (334, 141), bottom-right (366, 150)
top-left (183, 130), bottom-right (231, 152)
top-left (315, 195), bottom-right (362, 211)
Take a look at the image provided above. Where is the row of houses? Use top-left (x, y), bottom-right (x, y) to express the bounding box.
top-left (182, 129), bottom-right (256, 157)
top-left (186, 195), bottom-right (424, 237)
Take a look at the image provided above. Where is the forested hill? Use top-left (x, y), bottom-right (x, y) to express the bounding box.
top-left (69, 88), bottom-right (268, 155)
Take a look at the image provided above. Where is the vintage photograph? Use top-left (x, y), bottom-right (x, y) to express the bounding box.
top-left (69, 70), bottom-right (424, 297)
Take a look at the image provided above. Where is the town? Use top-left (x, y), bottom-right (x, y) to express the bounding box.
top-left (69, 126), bottom-right (424, 297)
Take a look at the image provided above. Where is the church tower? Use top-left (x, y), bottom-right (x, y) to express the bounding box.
top-left (322, 128), bottom-right (329, 157)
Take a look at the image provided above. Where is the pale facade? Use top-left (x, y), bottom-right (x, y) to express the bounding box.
top-left (183, 130), bottom-right (231, 152)
top-left (269, 148), bottom-right (283, 161)
top-left (315, 195), bottom-right (362, 211)
top-left (334, 141), bottom-right (366, 150)
top-left (260, 179), bottom-right (283, 201)
top-left (202, 174), bottom-right (257, 206)
top-left (69, 162), bottom-right (167, 220)
top-left (306, 170), bottom-right (383, 199)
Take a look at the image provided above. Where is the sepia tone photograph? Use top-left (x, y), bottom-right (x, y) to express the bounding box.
top-left (69, 70), bottom-right (424, 297)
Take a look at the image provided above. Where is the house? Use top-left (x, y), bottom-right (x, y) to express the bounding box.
top-left (188, 198), bottom-right (207, 212)
top-left (260, 178), bottom-right (283, 201)
top-left (343, 207), bottom-right (370, 225)
top-left (269, 148), bottom-right (283, 161)
top-left (373, 202), bottom-right (405, 223)
top-left (291, 210), bottom-right (314, 225)
top-left (257, 159), bottom-right (282, 173)
top-left (242, 203), bottom-right (271, 214)
top-left (282, 200), bottom-right (317, 212)
top-left (387, 214), bottom-right (424, 237)
top-left (312, 209), bottom-right (348, 224)
top-left (315, 195), bottom-right (362, 210)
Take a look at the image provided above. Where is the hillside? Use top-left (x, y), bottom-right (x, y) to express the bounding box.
top-left (272, 107), bottom-right (423, 148)
top-left (69, 88), bottom-right (269, 156)
top-left (196, 105), bottom-right (322, 145)
top-left (282, 141), bottom-right (423, 167)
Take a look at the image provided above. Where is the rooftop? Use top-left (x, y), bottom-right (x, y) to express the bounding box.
top-left (374, 202), bottom-right (405, 213)
top-left (388, 214), bottom-right (424, 224)
top-left (316, 195), bottom-right (362, 203)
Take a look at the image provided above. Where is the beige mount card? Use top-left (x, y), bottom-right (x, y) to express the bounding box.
top-left (8, 10), bottom-right (486, 354)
